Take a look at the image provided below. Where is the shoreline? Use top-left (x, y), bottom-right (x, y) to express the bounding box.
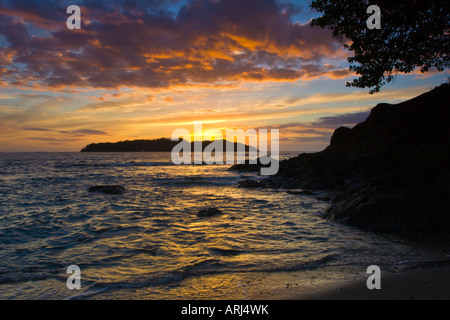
top-left (252, 265), bottom-right (450, 300)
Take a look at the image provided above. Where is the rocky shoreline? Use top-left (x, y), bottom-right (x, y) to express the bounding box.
top-left (231, 84), bottom-right (450, 233)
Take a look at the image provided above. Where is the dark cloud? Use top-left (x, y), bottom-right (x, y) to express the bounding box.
top-left (311, 111), bottom-right (370, 128)
top-left (26, 137), bottom-right (84, 142)
top-left (275, 111), bottom-right (370, 131)
top-left (23, 127), bottom-right (108, 135)
top-left (271, 111), bottom-right (370, 145)
top-left (23, 127), bottom-right (52, 131)
top-left (0, 0), bottom-right (344, 89)
top-left (26, 137), bottom-right (82, 142)
top-left (72, 129), bottom-right (108, 135)
top-left (19, 93), bottom-right (53, 99)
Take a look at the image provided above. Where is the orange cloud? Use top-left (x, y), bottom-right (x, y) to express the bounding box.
top-left (0, 0), bottom-right (347, 90)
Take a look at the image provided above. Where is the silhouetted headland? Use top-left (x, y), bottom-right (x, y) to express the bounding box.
top-left (81, 138), bottom-right (256, 153)
top-left (232, 83), bottom-right (450, 233)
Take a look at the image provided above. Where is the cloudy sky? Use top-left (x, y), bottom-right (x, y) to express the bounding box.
top-left (0, 0), bottom-right (447, 152)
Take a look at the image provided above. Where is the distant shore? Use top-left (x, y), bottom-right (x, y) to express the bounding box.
top-left (252, 265), bottom-right (450, 300)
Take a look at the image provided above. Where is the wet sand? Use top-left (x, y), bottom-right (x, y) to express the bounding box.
top-left (256, 265), bottom-right (450, 300)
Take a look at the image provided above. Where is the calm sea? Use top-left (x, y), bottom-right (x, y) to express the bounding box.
top-left (0, 152), bottom-right (449, 299)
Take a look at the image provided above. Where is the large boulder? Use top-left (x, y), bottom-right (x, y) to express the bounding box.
top-left (248, 83), bottom-right (450, 233)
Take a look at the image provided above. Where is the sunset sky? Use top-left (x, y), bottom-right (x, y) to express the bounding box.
top-left (0, 0), bottom-right (448, 152)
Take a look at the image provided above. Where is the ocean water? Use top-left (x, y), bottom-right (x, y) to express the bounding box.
top-left (0, 152), bottom-right (449, 300)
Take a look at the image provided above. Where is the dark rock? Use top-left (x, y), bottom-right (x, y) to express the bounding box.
top-left (316, 192), bottom-right (334, 201)
top-left (247, 83), bottom-right (450, 233)
top-left (324, 186), bottom-right (450, 232)
top-left (330, 126), bottom-right (353, 147)
top-left (228, 156), bottom-right (276, 173)
top-left (88, 185), bottom-right (126, 195)
top-left (287, 190), bottom-right (316, 196)
top-left (238, 179), bottom-right (264, 188)
top-left (197, 207), bottom-right (223, 217)
top-left (228, 163), bottom-right (261, 172)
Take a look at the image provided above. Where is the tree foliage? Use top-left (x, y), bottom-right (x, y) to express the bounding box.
top-left (310, 0), bottom-right (449, 93)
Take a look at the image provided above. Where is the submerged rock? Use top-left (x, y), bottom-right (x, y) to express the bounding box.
top-left (287, 190), bottom-right (316, 196)
top-left (228, 156), bottom-right (276, 173)
top-left (88, 185), bottom-right (125, 195)
top-left (228, 163), bottom-right (261, 172)
top-left (197, 207), bottom-right (223, 217)
top-left (238, 179), bottom-right (264, 188)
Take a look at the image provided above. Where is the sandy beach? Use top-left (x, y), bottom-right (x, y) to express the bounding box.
top-left (253, 265), bottom-right (450, 300)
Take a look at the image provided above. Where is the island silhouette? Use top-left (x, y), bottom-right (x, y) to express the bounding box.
top-left (81, 138), bottom-right (257, 153)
